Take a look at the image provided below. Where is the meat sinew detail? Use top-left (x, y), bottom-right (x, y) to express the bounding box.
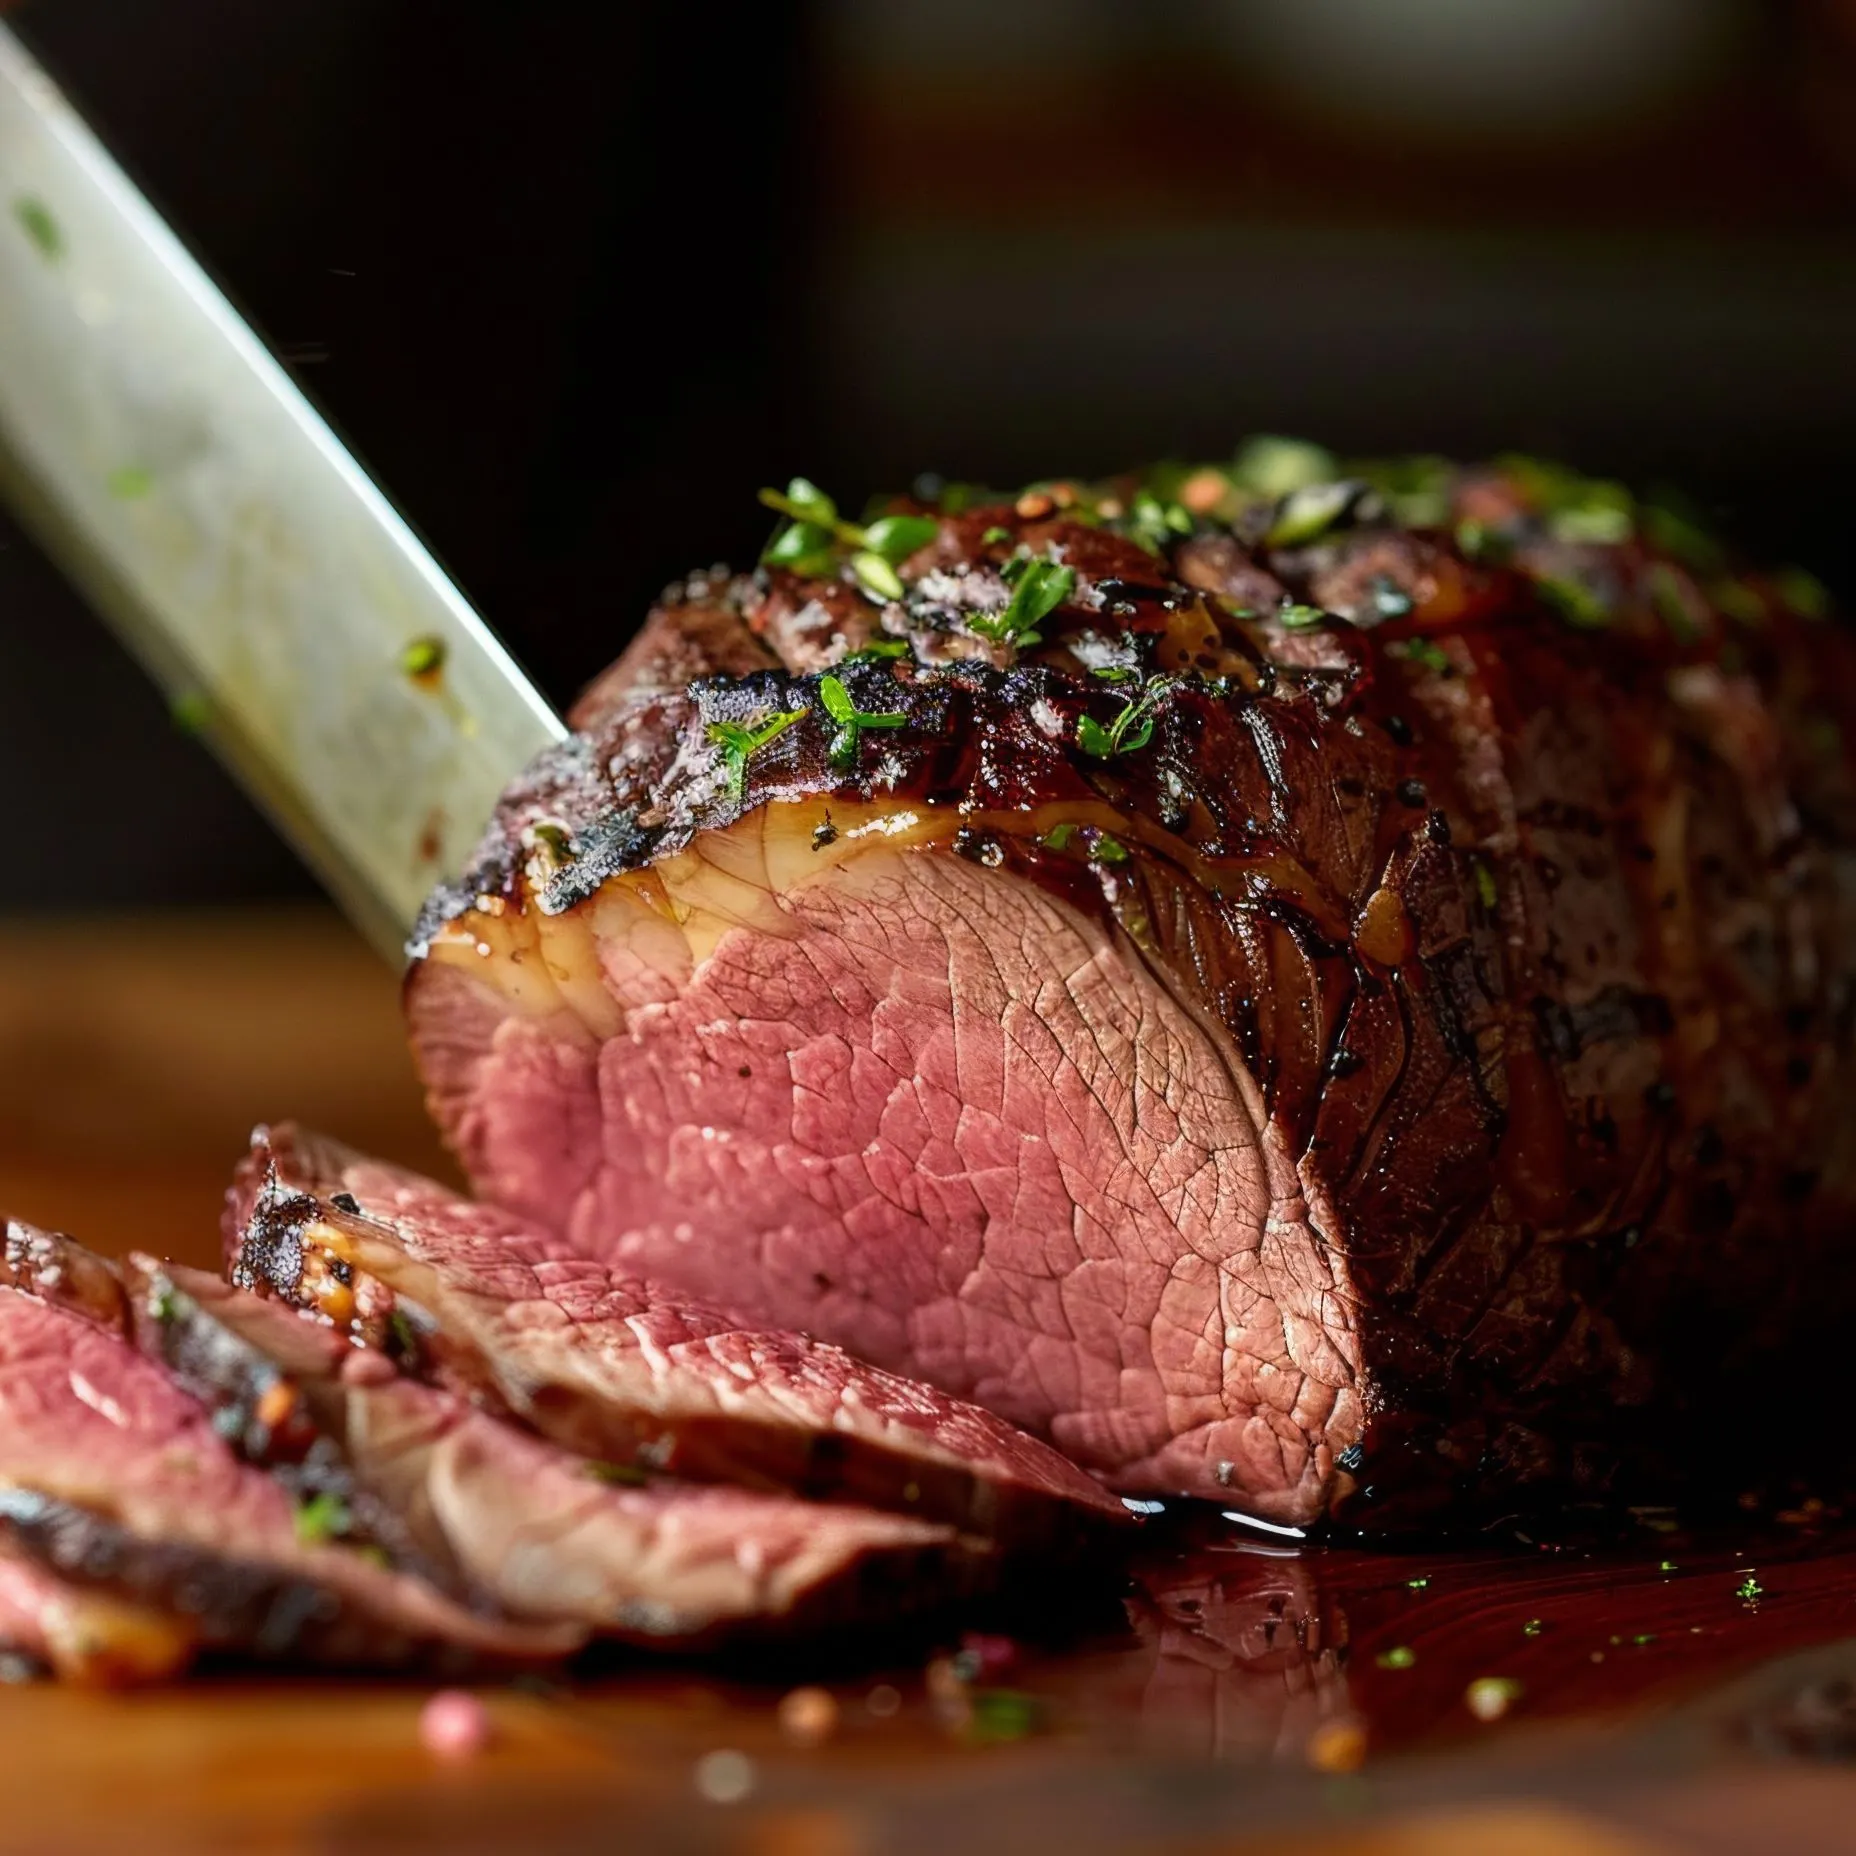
top-left (405, 456), bottom-right (1856, 1525)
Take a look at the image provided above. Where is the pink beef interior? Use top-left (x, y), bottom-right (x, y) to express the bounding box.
top-left (412, 820), bottom-right (1361, 1524)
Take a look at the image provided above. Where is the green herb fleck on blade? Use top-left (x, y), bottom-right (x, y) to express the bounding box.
top-left (1405, 1577), bottom-right (1430, 1591)
top-left (1041, 823), bottom-right (1078, 851)
top-left (1473, 860), bottom-right (1499, 912)
top-left (969, 559), bottom-right (1074, 649)
top-left (705, 706), bottom-right (808, 803)
top-left (817, 673), bottom-right (905, 773)
top-left (1736, 1572), bottom-right (1765, 1603)
top-left (1277, 603), bottom-right (1327, 631)
top-left (1089, 833), bottom-right (1130, 866)
top-left (294, 1491), bottom-right (352, 1545)
top-left (169, 691), bottom-right (211, 738)
top-left (107, 465), bottom-right (155, 500)
top-left (1522, 1618), bottom-right (1543, 1637)
top-left (13, 196), bottom-right (61, 261)
top-left (149, 1283), bottom-right (179, 1325)
top-left (400, 635), bottom-right (447, 679)
top-left (1376, 1646), bottom-right (1416, 1670)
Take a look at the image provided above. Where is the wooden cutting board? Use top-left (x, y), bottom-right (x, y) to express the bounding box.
top-left (3, 909), bottom-right (1855, 1855)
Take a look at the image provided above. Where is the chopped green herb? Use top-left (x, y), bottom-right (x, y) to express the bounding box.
top-left (1775, 567), bottom-right (1830, 622)
top-left (1522, 1618), bottom-right (1543, 1638)
top-left (964, 1689), bottom-right (1041, 1744)
top-left (1658, 1560), bottom-right (1679, 1574)
top-left (1454, 518), bottom-right (1499, 561)
top-left (1090, 833), bottom-right (1130, 866)
top-left (861, 514), bottom-right (938, 564)
top-left (1735, 1572), bottom-right (1765, 1602)
top-left (1632, 1633), bottom-right (1656, 1646)
top-left (529, 821), bottom-right (575, 864)
top-left (1277, 603), bottom-right (1327, 631)
top-left (294, 1491), bottom-right (352, 1545)
top-left (149, 1283), bottom-right (179, 1326)
top-left (1357, 453), bottom-right (1454, 528)
top-left (1647, 563), bottom-right (1702, 644)
top-left (1265, 480), bottom-right (1356, 549)
top-left (107, 464), bottom-right (154, 500)
top-left (1076, 678), bottom-right (1166, 760)
top-left (849, 550), bottom-right (905, 602)
top-left (1712, 579), bottom-right (1765, 628)
top-left (969, 558), bottom-right (1074, 648)
top-left (1125, 490), bottom-right (1193, 554)
top-left (842, 637), bottom-right (910, 664)
top-left (1392, 637), bottom-right (1453, 676)
top-left (1041, 823), bottom-right (1078, 851)
top-left (981, 525), bottom-right (1012, 546)
top-left (400, 634), bottom-right (447, 679)
top-left (817, 673), bottom-right (905, 772)
top-left (584, 1460), bottom-right (651, 1487)
top-left (1232, 434), bottom-right (1337, 499)
top-left (1406, 1577), bottom-right (1430, 1591)
top-left (384, 1308), bottom-right (423, 1366)
top-left (13, 196), bottom-right (61, 261)
top-left (764, 520), bottom-right (838, 576)
top-left (1376, 1646), bottom-right (1416, 1670)
top-left (1474, 860), bottom-right (1499, 912)
top-left (1643, 500), bottom-right (1725, 575)
top-left (1090, 665), bottom-right (1137, 684)
top-left (760, 477), bottom-right (837, 528)
top-left (705, 706), bottom-right (808, 803)
top-left (169, 691), bottom-right (211, 737)
top-left (1536, 574), bottom-right (1611, 630)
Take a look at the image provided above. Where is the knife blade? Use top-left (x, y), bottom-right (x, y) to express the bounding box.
top-left (0, 25), bottom-right (565, 959)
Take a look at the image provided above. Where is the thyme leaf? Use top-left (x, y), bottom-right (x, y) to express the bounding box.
top-left (970, 558), bottom-right (1074, 648)
top-left (817, 673), bottom-right (905, 772)
top-left (705, 707), bottom-right (808, 803)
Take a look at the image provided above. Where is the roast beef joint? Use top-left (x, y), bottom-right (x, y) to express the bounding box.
top-left (406, 453), bottom-right (1856, 1529)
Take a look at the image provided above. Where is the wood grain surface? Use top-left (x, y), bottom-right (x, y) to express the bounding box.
top-left (1, 909), bottom-right (1853, 1855)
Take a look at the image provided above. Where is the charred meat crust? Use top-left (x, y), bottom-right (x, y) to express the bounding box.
top-left (408, 457), bottom-right (1856, 1522)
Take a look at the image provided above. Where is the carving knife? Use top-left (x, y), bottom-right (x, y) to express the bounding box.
top-left (0, 24), bottom-right (566, 959)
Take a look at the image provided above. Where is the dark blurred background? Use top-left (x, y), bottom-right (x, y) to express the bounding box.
top-left (5, 0), bottom-right (1856, 910)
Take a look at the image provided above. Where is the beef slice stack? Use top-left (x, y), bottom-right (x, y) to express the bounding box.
top-left (0, 1141), bottom-right (1127, 1685)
